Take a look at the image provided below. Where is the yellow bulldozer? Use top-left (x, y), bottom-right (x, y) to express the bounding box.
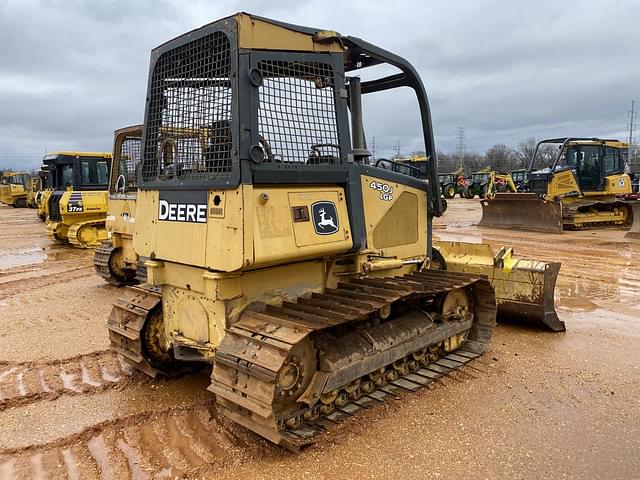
top-left (0, 171), bottom-right (31, 207)
top-left (480, 137), bottom-right (633, 231)
top-left (44, 151), bottom-right (112, 247)
top-left (107, 13), bottom-right (562, 450)
top-left (35, 168), bottom-right (52, 221)
top-left (94, 125), bottom-right (145, 285)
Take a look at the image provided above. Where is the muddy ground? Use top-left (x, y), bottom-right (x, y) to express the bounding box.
top-left (0, 199), bottom-right (639, 480)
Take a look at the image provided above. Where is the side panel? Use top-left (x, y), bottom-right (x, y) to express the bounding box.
top-left (251, 186), bottom-right (352, 268)
top-left (60, 190), bottom-right (109, 224)
top-left (204, 187), bottom-right (249, 272)
top-left (135, 188), bottom-right (248, 272)
top-left (361, 175), bottom-right (427, 260)
top-left (547, 170), bottom-right (580, 197)
top-left (604, 173), bottom-right (632, 194)
top-left (134, 190), bottom-right (208, 268)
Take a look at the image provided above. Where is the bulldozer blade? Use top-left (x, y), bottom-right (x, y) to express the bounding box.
top-left (626, 202), bottom-right (640, 239)
top-left (479, 193), bottom-right (563, 232)
top-left (434, 241), bottom-right (564, 332)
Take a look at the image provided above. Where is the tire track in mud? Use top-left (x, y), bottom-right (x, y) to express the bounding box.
top-left (0, 351), bottom-right (146, 411)
top-left (0, 356), bottom-right (490, 480)
top-left (0, 402), bottom-right (270, 480)
top-left (0, 266), bottom-right (97, 300)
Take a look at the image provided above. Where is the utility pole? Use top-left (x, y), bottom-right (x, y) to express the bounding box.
top-left (371, 136), bottom-right (377, 160)
top-left (394, 141), bottom-right (401, 158)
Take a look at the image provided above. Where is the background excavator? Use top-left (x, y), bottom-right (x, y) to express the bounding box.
top-left (480, 137), bottom-right (633, 231)
top-left (94, 125), bottom-right (145, 285)
top-left (44, 151), bottom-right (112, 247)
top-left (107, 13), bottom-right (562, 450)
top-left (484, 171), bottom-right (517, 198)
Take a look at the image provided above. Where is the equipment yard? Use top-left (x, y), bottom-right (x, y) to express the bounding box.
top-left (1, 198), bottom-right (638, 479)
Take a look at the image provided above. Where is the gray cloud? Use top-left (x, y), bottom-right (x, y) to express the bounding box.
top-left (0, 0), bottom-right (637, 169)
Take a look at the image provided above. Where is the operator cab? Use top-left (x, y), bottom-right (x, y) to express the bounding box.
top-left (528, 138), bottom-right (627, 193)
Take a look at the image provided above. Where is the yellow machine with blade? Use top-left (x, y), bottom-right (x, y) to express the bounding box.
top-left (107, 13), bottom-right (561, 450)
top-left (0, 172), bottom-right (31, 207)
top-left (480, 137), bottom-right (633, 231)
top-left (94, 125), bottom-right (145, 284)
top-left (45, 152), bottom-right (112, 248)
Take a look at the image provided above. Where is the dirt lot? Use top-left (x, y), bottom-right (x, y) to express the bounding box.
top-left (1, 199), bottom-right (639, 480)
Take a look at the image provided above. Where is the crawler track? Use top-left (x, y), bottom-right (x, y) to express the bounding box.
top-left (0, 351), bottom-right (143, 410)
top-left (68, 221), bottom-right (107, 249)
top-left (211, 269), bottom-right (496, 450)
top-left (562, 199), bottom-right (633, 230)
top-left (94, 241), bottom-right (139, 286)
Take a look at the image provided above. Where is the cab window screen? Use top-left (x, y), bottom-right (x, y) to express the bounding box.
top-left (257, 60), bottom-right (340, 167)
top-left (142, 31), bottom-right (233, 182)
top-left (115, 136), bottom-right (142, 192)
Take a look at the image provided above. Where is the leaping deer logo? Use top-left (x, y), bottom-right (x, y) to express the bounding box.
top-left (317, 208), bottom-right (337, 230)
top-left (312, 202), bottom-right (339, 235)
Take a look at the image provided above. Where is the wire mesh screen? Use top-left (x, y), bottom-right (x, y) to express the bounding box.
top-left (114, 136), bottom-right (142, 193)
top-left (257, 60), bottom-right (340, 166)
top-left (142, 31), bottom-right (233, 182)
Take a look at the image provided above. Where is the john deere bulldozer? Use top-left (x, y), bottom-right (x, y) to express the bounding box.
top-left (107, 13), bottom-right (561, 450)
top-left (44, 152), bottom-right (112, 247)
top-left (94, 125), bottom-right (145, 285)
top-left (480, 138), bottom-right (633, 231)
top-left (0, 172), bottom-right (31, 207)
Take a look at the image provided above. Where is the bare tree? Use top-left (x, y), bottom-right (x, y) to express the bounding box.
top-left (485, 144), bottom-right (517, 171)
top-left (515, 137), bottom-right (538, 168)
top-left (436, 150), bottom-right (456, 173)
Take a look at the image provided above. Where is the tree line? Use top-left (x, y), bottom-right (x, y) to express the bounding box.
top-left (434, 137), bottom-right (558, 174)
top-left (401, 137), bottom-right (640, 175)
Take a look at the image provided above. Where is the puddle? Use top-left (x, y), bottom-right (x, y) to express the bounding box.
top-left (0, 246), bottom-right (82, 271)
top-left (0, 247), bottom-right (46, 270)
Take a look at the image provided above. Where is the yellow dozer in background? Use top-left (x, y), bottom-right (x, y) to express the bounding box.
top-left (94, 125), bottom-right (145, 285)
top-left (107, 13), bottom-right (562, 450)
top-left (26, 173), bottom-right (41, 208)
top-left (44, 152), bottom-right (112, 248)
top-left (480, 137), bottom-right (633, 231)
top-left (0, 172), bottom-right (31, 207)
top-left (35, 168), bottom-right (52, 221)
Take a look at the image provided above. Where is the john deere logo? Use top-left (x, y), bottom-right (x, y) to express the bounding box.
top-left (311, 201), bottom-right (339, 235)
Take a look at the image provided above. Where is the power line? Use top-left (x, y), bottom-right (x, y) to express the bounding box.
top-left (628, 100), bottom-right (637, 162)
top-left (455, 126), bottom-right (466, 172)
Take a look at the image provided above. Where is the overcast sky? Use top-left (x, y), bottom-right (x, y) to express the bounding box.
top-left (0, 0), bottom-right (638, 170)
